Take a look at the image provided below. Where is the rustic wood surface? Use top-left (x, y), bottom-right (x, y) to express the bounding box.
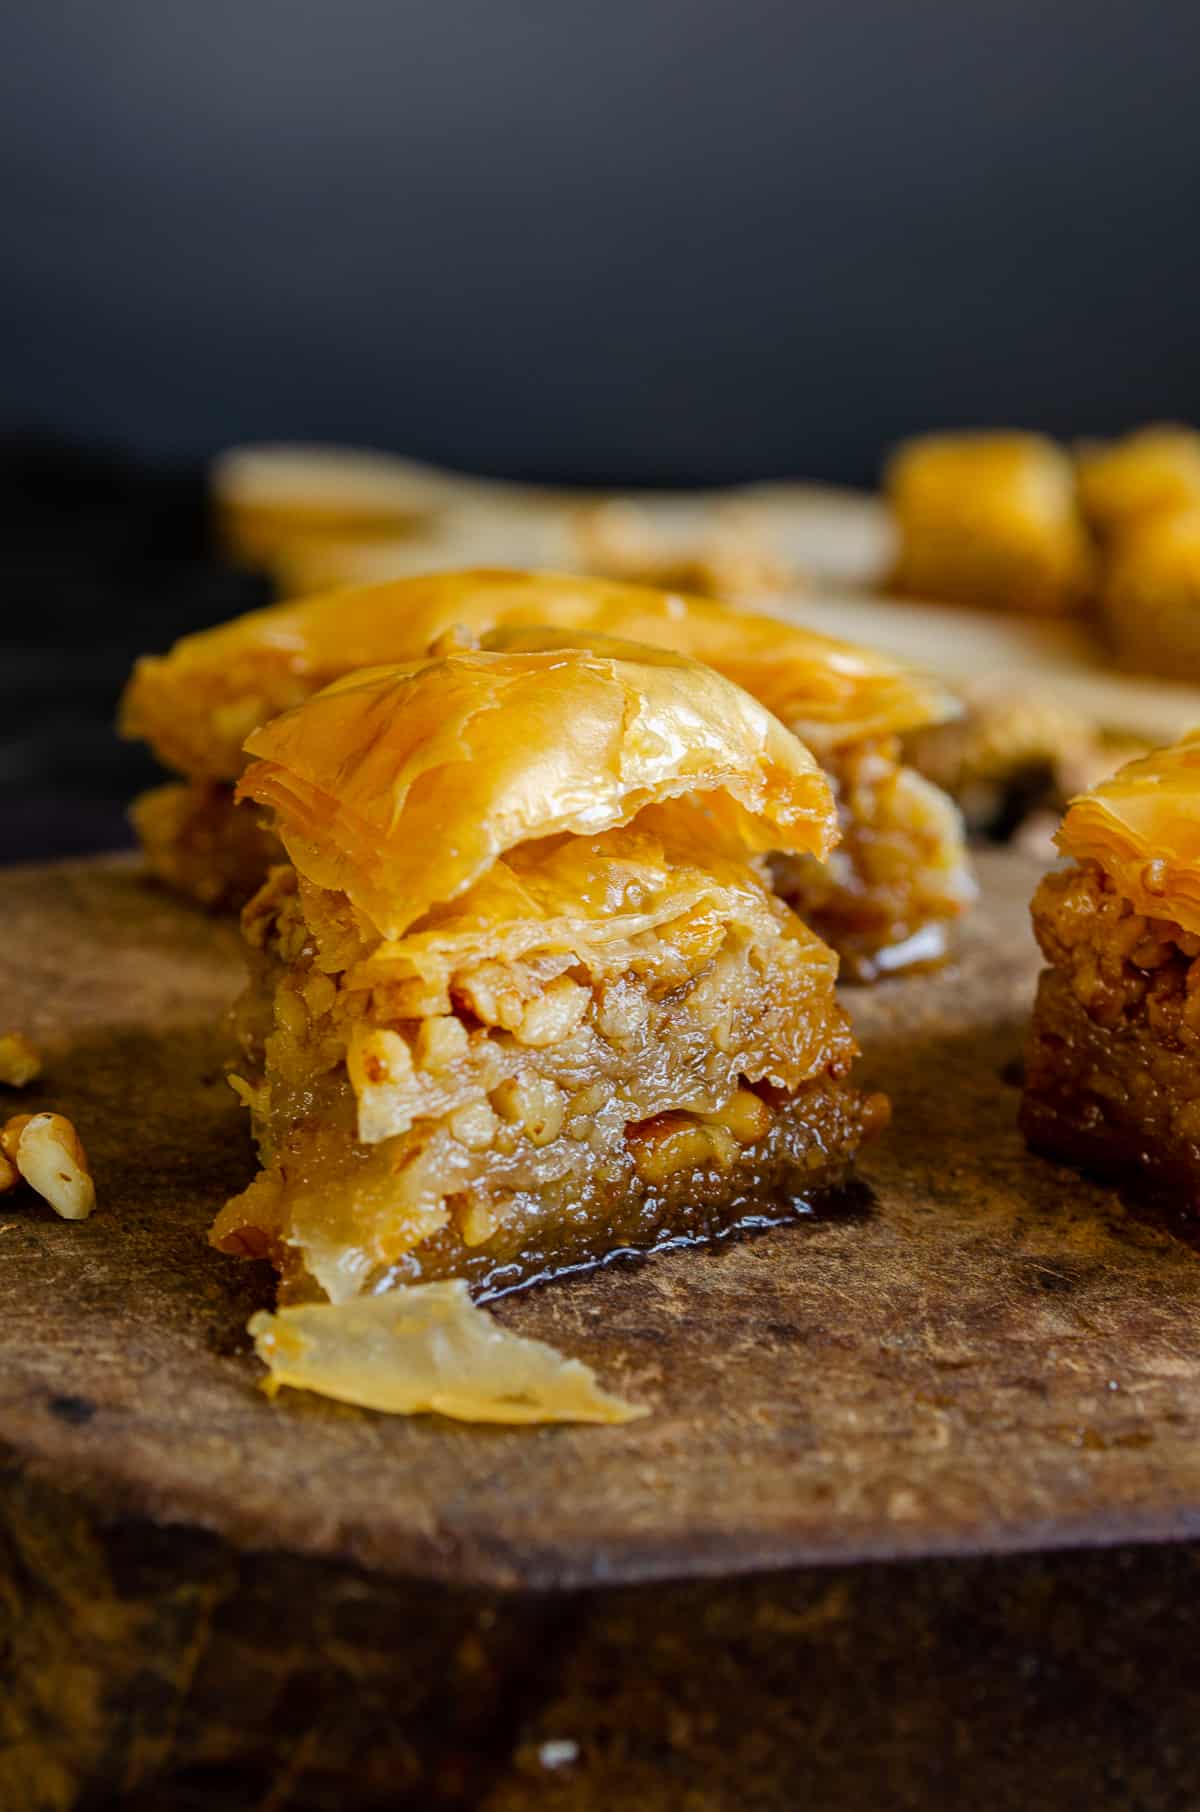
top-left (7, 1460), bottom-right (1200, 1812)
top-left (5, 848), bottom-right (1200, 1809)
top-left (2, 850), bottom-right (1200, 1592)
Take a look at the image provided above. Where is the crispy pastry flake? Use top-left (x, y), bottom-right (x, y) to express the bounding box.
top-left (236, 637), bottom-right (835, 942)
top-left (121, 567), bottom-right (970, 975)
top-left (120, 567), bottom-right (958, 781)
top-left (1055, 731), bottom-right (1200, 936)
top-left (249, 1281), bottom-right (645, 1423)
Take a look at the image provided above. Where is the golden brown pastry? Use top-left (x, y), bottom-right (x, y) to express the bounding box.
top-left (212, 443), bottom-right (448, 572)
top-left (120, 568), bottom-right (974, 974)
top-left (885, 430), bottom-right (1093, 615)
top-left (1022, 731), bottom-right (1200, 1201)
top-left (1099, 504), bottom-right (1200, 682)
top-left (1076, 425), bottom-right (1200, 543)
top-left (211, 637), bottom-right (887, 1302)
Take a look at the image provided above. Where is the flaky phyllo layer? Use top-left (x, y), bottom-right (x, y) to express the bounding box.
top-left (1052, 728), bottom-right (1200, 936)
top-left (121, 566), bottom-right (960, 782)
top-left (211, 638), bottom-right (885, 1300)
top-left (120, 566), bottom-right (973, 972)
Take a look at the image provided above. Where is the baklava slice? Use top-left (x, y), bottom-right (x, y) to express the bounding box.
top-left (1099, 505), bottom-right (1200, 683)
top-left (120, 567), bottom-right (974, 975)
top-left (885, 431), bottom-right (1094, 615)
top-left (1076, 425), bottom-right (1200, 545)
top-left (212, 442), bottom-right (449, 573)
top-left (1022, 732), bottom-right (1200, 1201)
top-left (210, 637), bottom-right (887, 1302)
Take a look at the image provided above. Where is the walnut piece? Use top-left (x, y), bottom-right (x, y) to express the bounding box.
top-left (1, 1112), bottom-right (96, 1221)
top-left (0, 1032), bottom-right (42, 1088)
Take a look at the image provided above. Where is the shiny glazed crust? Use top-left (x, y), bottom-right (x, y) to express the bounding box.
top-left (1055, 731), bottom-right (1200, 937)
top-left (120, 567), bottom-right (971, 975)
top-left (119, 566), bottom-right (958, 781)
top-left (235, 638), bottom-right (837, 942)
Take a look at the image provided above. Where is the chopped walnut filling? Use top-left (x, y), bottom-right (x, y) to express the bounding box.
top-left (772, 736), bottom-right (974, 979)
top-left (214, 822), bottom-right (881, 1301)
top-left (1022, 860), bottom-right (1200, 1192)
top-left (1031, 861), bottom-right (1200, 1036)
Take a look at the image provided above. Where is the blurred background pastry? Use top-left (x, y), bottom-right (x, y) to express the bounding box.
top-left (1099, 504), bottom-right (1200, 681)
top-left (884, 430), bottom-right (1094, 615)
top-left (1075, 424), bottom-right (1200, 544)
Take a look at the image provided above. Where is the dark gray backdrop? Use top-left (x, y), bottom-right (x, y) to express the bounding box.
top-left (4, 0), bottom-right (1200, 486)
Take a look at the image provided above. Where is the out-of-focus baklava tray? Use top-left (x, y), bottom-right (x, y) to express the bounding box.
top-left (4, 845), bottom-right (1200, 1592)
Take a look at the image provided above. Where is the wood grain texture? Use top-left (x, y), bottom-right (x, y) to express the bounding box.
top-left (7, 1465), bottom-right (1200, 1812)
top-left (2, 850), bottom-right (1200, 1595)
top-left (7, 849), bottom-right (1200, 1809)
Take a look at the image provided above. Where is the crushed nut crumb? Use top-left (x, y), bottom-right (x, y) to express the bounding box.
top-left (1, 1112), bottom-right (96, 1221)
top-left (0, 1032), bottom-right (42, 1088)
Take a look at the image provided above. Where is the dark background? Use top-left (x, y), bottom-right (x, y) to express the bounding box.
top-left (3, 0), bottom-right (1200, 859)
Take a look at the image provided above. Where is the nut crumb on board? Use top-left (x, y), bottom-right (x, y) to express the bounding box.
top-left (0, 1112), bottom-right (96, 1221)
top-left (0, 1032), bottom-right (42, 1088)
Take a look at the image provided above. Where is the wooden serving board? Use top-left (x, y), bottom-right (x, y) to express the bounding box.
top-left (10, 849), bottom-right (1200, 1810)
top-left (3, 849), bottom-right (1200, 1594)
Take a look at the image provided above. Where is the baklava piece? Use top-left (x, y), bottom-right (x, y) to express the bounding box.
top-left (212, 443), bottom-right (448, 575)
top-left (210, 637), bottom-right (888, 1302)
top-left (120, 567), bottom-right (973, 976)
top-left (885, 431), bottom-right (1093, 615)
top-left (1022, 732), bottom-right (1200, 1201)
top-left (1099, 505), bottom-right (1200, 683)
top-left (1076, 425), bottom-right (1200, 544)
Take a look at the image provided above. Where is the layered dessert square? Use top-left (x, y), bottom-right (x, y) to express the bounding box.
top-left (1076, 424), bottom-right (1200, 545)
top-left (885, 430), bottom-right (1093, 615)
top-left (1100, 505), bottom-right (1200, 683)
top-left (210, 635), bottom-right (888, 1301)
top-left (120, 567), bottom-right (974, 977)
top-left (213, 442), bottom-right (448, 573)
top-left (1021, 732), bottom-right (1200, 1200)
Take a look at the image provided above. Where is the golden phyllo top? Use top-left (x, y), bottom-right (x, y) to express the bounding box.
top-left (121, 567), bottom-right (956, 781)
top-left (237, 637), bottom-right (837, 940)
top-left (1058, 731), bottom-right (1200, 933)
